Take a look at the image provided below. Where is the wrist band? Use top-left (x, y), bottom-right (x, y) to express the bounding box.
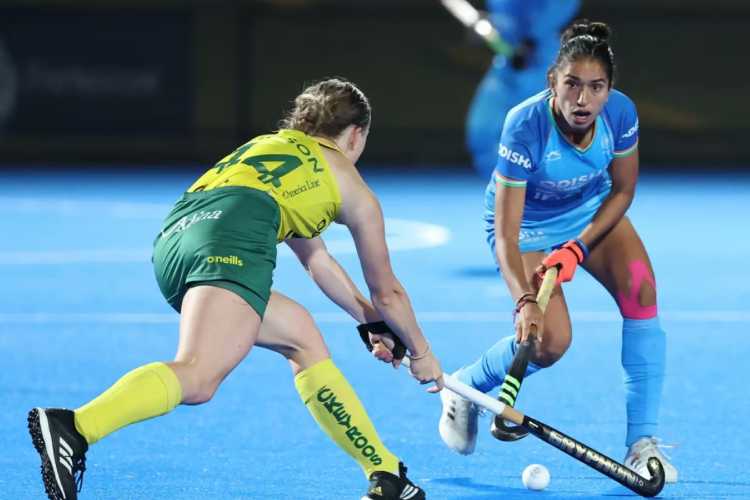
top-left (574, 238), bottom-right (590, 260)
top-left (410, 343), bottom-right (431, 360)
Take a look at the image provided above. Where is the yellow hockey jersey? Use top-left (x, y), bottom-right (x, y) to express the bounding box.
top-left (187, 129), bottom-right (342, 241)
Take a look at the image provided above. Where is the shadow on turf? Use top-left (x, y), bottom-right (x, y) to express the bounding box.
top-left (428, 477), bottom-right (646, 499)
top-left (426, 477), bottom-right (513, 497)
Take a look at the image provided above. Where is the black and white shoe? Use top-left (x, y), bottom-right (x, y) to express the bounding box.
top-left (362, 462), bottom-right (425, 500)
top-left (28, 408), bottom-right (88, 500)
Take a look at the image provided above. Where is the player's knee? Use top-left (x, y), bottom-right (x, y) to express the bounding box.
top-left (637, 282), bottom-right (657, 307)
top-left (533, 346), bottom-right (566, 368)
top-left (284, 311), bottom-right (327, 360)
top-left (616, 260), bottom-right (658, 319)
top-left (185, 381), bottom-right (219, 405)
top-left (173, 363), bottom-right (223, 404)
top-left (532, 334), bottom-right (570, 368)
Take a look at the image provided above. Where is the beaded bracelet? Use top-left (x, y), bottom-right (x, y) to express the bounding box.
top-left (514, 297), bottom-right (538, 315)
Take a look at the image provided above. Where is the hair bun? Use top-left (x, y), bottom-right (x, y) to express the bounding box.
top-left (562, 19), bottom-right (611, 44)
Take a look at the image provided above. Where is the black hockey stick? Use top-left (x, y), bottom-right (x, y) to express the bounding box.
top-left (403, 360), bottom-right (665, 497)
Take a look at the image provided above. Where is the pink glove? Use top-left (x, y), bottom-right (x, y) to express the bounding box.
top-left (539, 239), bottom-right (587, 284)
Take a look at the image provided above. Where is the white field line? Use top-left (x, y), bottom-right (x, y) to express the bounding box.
top-left (0, 310), bottom-right (748, 324)
top-left (0, 216), bottom-right (449, 264)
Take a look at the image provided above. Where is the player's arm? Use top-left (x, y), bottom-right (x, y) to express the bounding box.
top-left (577, 149), bottom-right (638, 249)
top-left (495, 182), bottom-right (533, 300)
top-left (285, 236), bottom-right (380, 324)
top-left (494, 180), bottom-right (544, 341)
top-left (338, 188), bottom-right (430, 358)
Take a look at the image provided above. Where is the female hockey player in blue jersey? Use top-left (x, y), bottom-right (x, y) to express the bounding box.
top-left (441, 19), bottom-right (678, 483)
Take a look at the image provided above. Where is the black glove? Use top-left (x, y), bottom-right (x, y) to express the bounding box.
top-left (356, 321), bottom-right (407, 360)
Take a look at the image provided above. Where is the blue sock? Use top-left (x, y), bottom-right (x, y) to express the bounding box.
top-left (622, 317), bottom-right (666, 446)
top-left (456, 335), bottom-right (541, 394)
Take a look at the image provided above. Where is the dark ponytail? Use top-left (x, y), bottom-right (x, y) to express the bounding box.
top-left (551, 20), bottom-right (615, 86)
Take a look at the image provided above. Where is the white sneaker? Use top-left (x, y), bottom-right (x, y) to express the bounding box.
top-left (624, 437), bottom-right (678, 484)
top-left (438, 384), bottom-right (479, 455)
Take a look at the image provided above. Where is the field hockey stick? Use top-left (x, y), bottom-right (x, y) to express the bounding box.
top-left (492, 266), bottom-right (558, 441)
top-left (440, 0), bottom-right (533, 68)
top-left (403, 358), bottom-right (666, 497)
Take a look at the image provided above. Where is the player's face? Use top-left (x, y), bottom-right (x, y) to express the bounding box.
top-left (551, 58), bottom-right (610, 133)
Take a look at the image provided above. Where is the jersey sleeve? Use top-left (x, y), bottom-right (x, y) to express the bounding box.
top-left (609, 91), bottom-right (640, 158)
top-left (493, 108), bottom-right (537, 187)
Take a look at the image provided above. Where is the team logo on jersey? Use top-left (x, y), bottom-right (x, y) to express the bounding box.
top-left (538, 170), bottom-right (604, 192)
top-left (281, 178), bottom-right (321, 199)
top-left (498, 144), bottom-right (532, 170)
top-left (622, 119), bottom-right (639, 139)
top-left (544, 150), bottom-right (561, 162)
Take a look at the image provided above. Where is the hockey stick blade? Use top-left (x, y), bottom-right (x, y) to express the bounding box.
top-left (523, 415), bottom-right (665, 497)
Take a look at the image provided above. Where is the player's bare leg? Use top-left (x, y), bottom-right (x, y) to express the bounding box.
top-left (583, 217), bottom-right (677, 483)
top-left (29, 284), bottom-right (262, 500)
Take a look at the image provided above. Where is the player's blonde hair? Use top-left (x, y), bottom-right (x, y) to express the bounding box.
top-left (280, 78), bottom-right (371, 138)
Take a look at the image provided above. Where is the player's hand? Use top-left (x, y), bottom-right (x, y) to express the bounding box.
top-left (369, 333), bottom-right (405, 368)
top-left (536, 240), bottom-right (586, 284)
top-left (515, 302), bottom-right (544, 344)
top-left (357, 321), bottom-right (406, 366)
top-left (408, 350), bottom-right (445, 393)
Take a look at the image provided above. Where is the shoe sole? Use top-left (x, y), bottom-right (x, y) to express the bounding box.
top-left (361, 487), bottom-right (425, 500)
top-left (28, 408), bottom-right (67, 500)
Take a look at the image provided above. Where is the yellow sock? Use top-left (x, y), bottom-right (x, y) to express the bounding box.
top-left (74, 362), bottom-right (182, 445)
top-left (294, 358), bottom-right (400, 477)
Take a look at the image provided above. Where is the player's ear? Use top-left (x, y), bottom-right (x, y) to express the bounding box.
top-left (547, 69), bottom-right (556, 95)
top-left (348, 126), bottom-right (359, 149)
top-left (349, 125), bottom-right (367, 154)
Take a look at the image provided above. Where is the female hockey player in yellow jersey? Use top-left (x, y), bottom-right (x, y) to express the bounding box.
top-left (28, 78), bottom-right (442, 500)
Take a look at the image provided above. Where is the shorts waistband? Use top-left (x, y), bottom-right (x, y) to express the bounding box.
top-left (181, 186), bottom-right (277, 208)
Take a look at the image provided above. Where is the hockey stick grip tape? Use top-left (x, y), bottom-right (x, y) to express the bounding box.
top-left (536, 266), bottom-right (557, 312)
